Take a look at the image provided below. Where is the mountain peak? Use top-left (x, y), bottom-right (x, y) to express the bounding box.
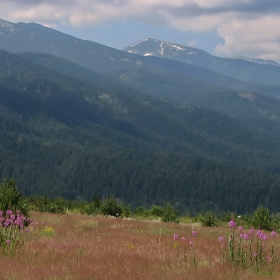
top-left (124, 38), bottom-right (209, 58)
top-left (0, 19), bottom-right (17, 36)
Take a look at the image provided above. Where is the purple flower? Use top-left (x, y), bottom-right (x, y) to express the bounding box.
top-left (271, 231), bottom-right (277, 238)
top-left (240, 233), bottom-right (250, 240)
top-left (259, 232), bottom-right (267, 241)
top-left (238, 226), bottom-right (243, 232)
top-left (229, 220), bottom-right (236, 228)
top-left (257, 230), bottom-right (262, 237)
top-left (181, 237), bottom-right (186, 241)
top-left (249, 228), bottom-right (254, 235)
top-left (192, 230), bottom-right (197, 237)
top-left (218, 236), bottom-right (224, 242)
top-left (174, 234), bottom-right (178, 241)
top-left (245, 233), bottom-right (250, 240)
top-left (190, 241), bottom-right (194, 245)
top-left (6, 239), bottom-right (11, 244)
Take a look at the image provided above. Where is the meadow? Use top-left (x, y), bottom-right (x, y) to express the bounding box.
top-left (0, 211), bottom-right (279, 280)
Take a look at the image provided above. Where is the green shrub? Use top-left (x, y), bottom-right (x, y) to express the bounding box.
top-left (162, 202), bottom-right (179, 223)
top-left (149, 205), bottom-right (164, 217)
top-left (80, 203), bottom-right (101, 215)
top-left (198, 211), bottom-right (218, 227)
top-left (134, 206), bottom-right (149, 217)
top-left (0, 178), bottom-right (29, 220)
top-left (120, 203), bottom-right (130, 218)
top-left (100, 194), bottom-right (123, 217)
top-left (27, 195), bottom-right (65, 214)
top-left (252, 205), bottom-right (272, 230)
top-left (220, 211), bottom-right (233, 222)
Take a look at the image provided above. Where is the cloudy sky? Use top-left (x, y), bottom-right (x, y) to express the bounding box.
top-left (1, 0), bottom-right (280, 61)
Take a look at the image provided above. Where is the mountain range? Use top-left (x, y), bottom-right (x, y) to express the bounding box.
top-left (123, 38), bottom-right (280, 85)
top-left (1, 18), bottom-right (280, 214)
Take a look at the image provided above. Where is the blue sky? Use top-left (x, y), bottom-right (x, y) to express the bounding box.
top-left (60, 20), bottom-right (223, 54)
top-left (1, 0), bottom-right (280, 61)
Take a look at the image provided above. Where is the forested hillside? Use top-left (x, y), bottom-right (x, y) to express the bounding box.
top-left (1, 49), bottom-right (280, 214)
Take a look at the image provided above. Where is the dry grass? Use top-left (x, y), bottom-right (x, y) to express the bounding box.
top-left (0, 212), bottom-right (280, 280)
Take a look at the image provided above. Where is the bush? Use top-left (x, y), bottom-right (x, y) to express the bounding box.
top-left (121, 203), bottom-right (130, 218)
top-left (134, 206), bottom-right (149, 217)
top-left (28, 195), bottom-right (65, 214)
top-left (81, 203), bottom-right (101, 215)
top-left (252, 205), bottom-right (272, 230)
top-left (149, 205), bottom-right (164, 217)
top-left (162, 202), bottom-right (179, 223)
top-left (0, 178), bottom-right (29, 221)
top-left (198, 211), bottom-right (218, 227)
top-left (100, 194), bottom-right (123, 217)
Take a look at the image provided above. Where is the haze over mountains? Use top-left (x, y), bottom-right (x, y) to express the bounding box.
top-left (1, 18), bottom-right (280, 214)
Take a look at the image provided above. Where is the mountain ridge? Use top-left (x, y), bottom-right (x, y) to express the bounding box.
top-left (123, 38), bottom-right (280, 85)
top-left (2, 18), bottom-right (280, 100)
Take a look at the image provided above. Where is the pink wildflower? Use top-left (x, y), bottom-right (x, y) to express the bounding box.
top-left (259, 232), bottom-right (267, 241)
top-left (229, 220), bottom-right (236, 228)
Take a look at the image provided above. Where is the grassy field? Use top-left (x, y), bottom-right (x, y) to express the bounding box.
top-left (0, 211), bottom-right (279, 280)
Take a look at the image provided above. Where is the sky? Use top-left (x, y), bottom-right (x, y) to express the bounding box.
top-left (1, 0), bottom-right (280, 62)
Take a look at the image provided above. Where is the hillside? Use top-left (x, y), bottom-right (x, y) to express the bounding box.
top-left (1, 50), bottom-right (280, 213)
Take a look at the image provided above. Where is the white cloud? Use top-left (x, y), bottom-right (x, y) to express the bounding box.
top-left (216, 15), bottom-right (280, 60)
top-left (1, 0), bottom-right (280, 61)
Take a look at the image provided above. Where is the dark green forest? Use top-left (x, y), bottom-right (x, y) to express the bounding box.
top-left (1, 49), bottom-right (280, 214)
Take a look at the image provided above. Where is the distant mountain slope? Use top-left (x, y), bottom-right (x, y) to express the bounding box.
top-left (2, 50), bottom-right (280, 213)
top-left (1, 18), bottom-right (280, 100)
top-left (232, 56), bottom-right (280, 67)
top-left (123, 38), bottom-right (280, 86)
top-left (19, 51), bottom-right (280, 139)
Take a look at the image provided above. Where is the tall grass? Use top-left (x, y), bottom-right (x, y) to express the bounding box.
top-left (0, 212), bottom-right (279, 279)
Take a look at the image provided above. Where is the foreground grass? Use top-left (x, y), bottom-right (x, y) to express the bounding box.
top-left (0, 211), bottom-right (279, 280)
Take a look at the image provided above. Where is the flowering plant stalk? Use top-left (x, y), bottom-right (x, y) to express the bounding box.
top-left (228, 220), bottom-right (236, 264)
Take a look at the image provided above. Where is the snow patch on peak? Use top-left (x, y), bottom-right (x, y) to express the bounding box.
top-left (187, 51), bottom-right (196, 55)
top-left (172, 45), bottom-right (185, 51)
top-left (144, 52), bottom-right (153, 56)
top-left (160, 42), bottom-right (164, 55)
top-left (0, 19), bottom-right (16, 33)
top-left (130, 38), bottom-right (148, 47)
